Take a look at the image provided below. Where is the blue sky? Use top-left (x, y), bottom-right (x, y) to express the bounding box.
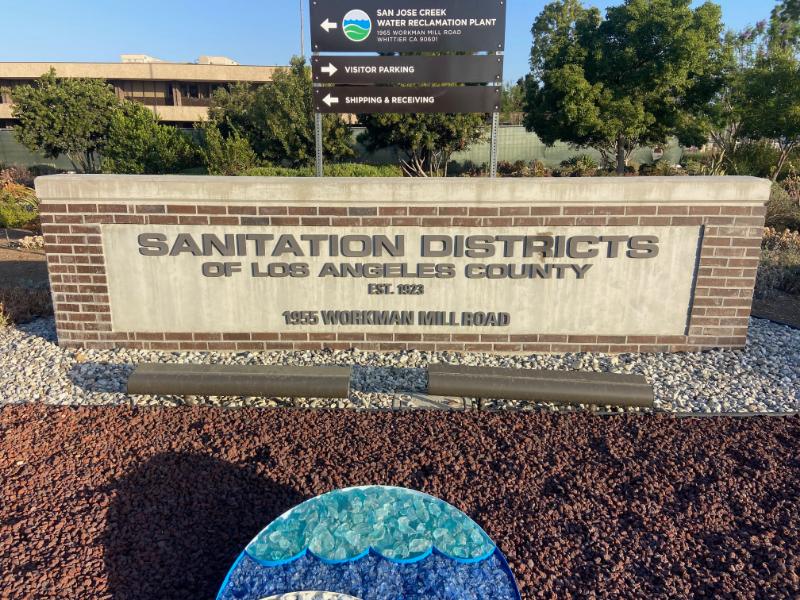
top-left (0, 1), bottom-right (776, 83)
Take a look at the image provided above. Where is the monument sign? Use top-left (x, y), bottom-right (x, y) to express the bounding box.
top-left (36, 175), bottom-right (769, 354)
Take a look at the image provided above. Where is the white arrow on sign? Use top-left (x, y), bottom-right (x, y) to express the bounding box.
top-left (321, 63), bottom-right (338, 76)
top-left (320, 18), bottom-right (338, 32)
top-left (323, 93), bottom-right (339, 107)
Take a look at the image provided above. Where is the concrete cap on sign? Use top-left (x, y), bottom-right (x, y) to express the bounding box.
top-left (34, 175), bottom-right (771, 207)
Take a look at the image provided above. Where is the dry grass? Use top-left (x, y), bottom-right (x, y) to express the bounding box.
top-left (756, 228), bottom-right (800, 299)
top-left (0, 288), bottom-right (53, 326)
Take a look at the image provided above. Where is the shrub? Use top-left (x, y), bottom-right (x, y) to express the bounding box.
top-left (0, 183), bottom-right (39, 231)
top-left (0, 288), bottom-right (53, 325)
top-left (497, 160), bottom-right (528, 177)
top-left (726, 141), bottom-right (782, 179)
top-left (756, 228), bottom-right (800, 298)
top-left (208, 58), bottom-right (354, 168)
top-left (101, 102), bottom-right (200, 174)
top-left (200, 123), bottom-right (258, 176)
top-left (766, 183), bottom-right (800, 231)
top-left (639, 160), bottom-right (680, 176)
top-left (326, 163), bottom-right (403, 177)
top-left (0, 166), bottom-right (35, 187)
top-left (245, 165), bottom-right (312, 177)
top-left (680, 151), bottom-right (726, 176)
top-left (448, 161), bottom-right (488, 177)
top-left (556, 155), bottom-right (598, 177)
top-left (783, 172), bottom-right (800, 203)
top-left (496, 160), bottom-right (553, 178)
top-left (244, 163), bottom-right (403, 177)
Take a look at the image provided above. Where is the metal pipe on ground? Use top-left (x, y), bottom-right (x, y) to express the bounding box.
top-left (126, 364), bottom-right (352, 398)
top-left (428, 365), bottom-right (654, 409)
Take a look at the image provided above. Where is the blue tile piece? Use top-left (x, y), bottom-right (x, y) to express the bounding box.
top-left (246, 486), bottom-right (495, 564)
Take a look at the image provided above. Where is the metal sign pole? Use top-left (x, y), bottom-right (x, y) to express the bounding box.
top-left (489, 49), bottom-right (503, 179)
top-left (313, 43), bottom-right (324, 177)
top-left (490, 110), bottom-right (499, 179)
top-left (314, 111), bottom-right (324, 177)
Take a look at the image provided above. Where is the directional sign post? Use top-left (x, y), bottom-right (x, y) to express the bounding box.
top-left (309, 0), bottom-right (507, 177)
top-left (310, 0), bottom-right (506, 52)
top-left (315, 86), bottom-right (500, 114)
top-left (312, 55), bottom-right (503, 85)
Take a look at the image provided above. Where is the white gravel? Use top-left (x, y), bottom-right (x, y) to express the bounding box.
top-left (0, 317), bottom-right (797, 413)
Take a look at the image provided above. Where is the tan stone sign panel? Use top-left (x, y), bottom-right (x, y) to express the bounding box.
top-left (103, 225), bottom-right (701, 336)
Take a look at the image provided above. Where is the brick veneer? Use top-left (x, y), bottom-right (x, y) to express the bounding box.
top-left (40, 201), bottom-right (765, 354)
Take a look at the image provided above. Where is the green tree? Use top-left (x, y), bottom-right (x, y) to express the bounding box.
top-left (11, 69), bottom-right (118, 172)
top-left (523, 0), bottom-right (726, 174)
top-left (682, 4), bottom-right (799, 178)
top-left (740, 50), bottom-right (800, 181)
top-left (208, 57), bottom-right (353, 167)
top-left (769, 0), bottom-right (800, 53)
top-left (501, 79), bottom-right (526, 123)
top-left (101, 101), bottom-right (199, 174)
top-left (358, 112), bottom-right (486, 177)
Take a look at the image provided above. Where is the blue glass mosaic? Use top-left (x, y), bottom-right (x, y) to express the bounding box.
top-left (217, 486), bottom-right (520, 600)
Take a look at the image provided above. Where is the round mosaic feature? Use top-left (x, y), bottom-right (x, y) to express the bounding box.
top-left (217, 486), bottom-right (520, 600)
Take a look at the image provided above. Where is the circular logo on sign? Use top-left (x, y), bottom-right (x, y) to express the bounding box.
top-left (342, 9), bottom-right (371, 42)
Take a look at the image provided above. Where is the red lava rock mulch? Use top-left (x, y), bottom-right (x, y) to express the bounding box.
top-left (1, 405), bottom-right (798, 599)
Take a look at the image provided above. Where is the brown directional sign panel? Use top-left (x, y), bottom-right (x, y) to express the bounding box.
top-left (314, 86), bottom-right (500, 114)
top-left (312, 55), bottom-right (503, 84)
top-left (310, 0), bottom-right (506, 52)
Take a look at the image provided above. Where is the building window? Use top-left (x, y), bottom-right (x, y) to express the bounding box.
top-left (178, 82), bottom-right (212, 106)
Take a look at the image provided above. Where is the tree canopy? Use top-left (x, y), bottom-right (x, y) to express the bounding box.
top-left (207, 57), bottom-right (353, 168)
top-left (358, 111), bottom-right (486, 177)
top-left (523, 0), bottom-right (726, 173)
top-left (769, 0), bottom-right (800, 53)
top-left (740, 50), bottom-right (800, 181)
top-left (11, 69), bottom-right (118, 172)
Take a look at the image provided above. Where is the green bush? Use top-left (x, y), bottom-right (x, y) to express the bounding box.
top-left (496, 160), bottom-right (552, 178)
top-left (201, 123), bottom-right (258, 176)
top-left (680, 151), bottom-right (726, 176)
top-left (556, 155), bottom-right (598, 177)
top-left (727, 141), bottom-right (782, 178)
top-left (0, 184), bottom-right (39, 230)
top-left (101, 102), bottom-right (200, 174)
top-left (244, 163), bottom-right (403, 177)
top-left (639, 159), bottom-right (680, 176)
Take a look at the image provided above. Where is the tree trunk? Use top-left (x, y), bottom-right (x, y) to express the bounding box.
top-left (772, 144), bottom-right (795, 183)
top-left (616, 134), bottom-right (626, 175)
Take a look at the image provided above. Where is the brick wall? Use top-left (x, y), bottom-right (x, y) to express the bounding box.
top-left (39, 199), bottom-right (766, 354)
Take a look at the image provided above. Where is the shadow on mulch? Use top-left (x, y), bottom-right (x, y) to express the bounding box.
top-left (102, 452), bottom-right (304, 600)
